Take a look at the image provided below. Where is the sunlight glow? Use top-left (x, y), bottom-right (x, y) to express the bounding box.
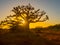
top-left (30, 22), bottom-right (52, 29)
top-left (22, 20), bottom-right (25, 24)
top-left (21, 14), bottom-right (27, 18)
top-left (2, 25), bottom-right (10, 29)
top-left (18, 16), bottom-right (23, 20)
top-left (2, 22), bottom-right (7, 24)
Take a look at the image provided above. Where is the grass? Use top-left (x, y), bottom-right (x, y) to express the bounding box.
top-left (0, 29), bottom-right (46, 45)
top-left (0, 24), bottom-right (60, 45)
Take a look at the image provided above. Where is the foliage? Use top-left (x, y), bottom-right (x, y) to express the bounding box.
top-left (47, 24), bottom-right (60, 31)
top-left (0, 4), bottom-right (49, 31)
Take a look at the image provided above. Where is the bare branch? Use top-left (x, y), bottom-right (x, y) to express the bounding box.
top-left (29, 14), bottom-right (49, 23)
top-left (0, 4), bottom-right (49, 30)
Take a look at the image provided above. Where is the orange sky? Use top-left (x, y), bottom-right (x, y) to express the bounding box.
top-left (29, 21), bottom-right (54, 28)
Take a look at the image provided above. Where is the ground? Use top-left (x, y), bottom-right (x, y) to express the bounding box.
top-left (0, 29), bottom-right (60, 45)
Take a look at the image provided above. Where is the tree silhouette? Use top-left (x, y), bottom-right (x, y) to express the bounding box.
top-left (0, 4), bottom-right (49, 30)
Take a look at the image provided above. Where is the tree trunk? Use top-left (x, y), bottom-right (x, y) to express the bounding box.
top-left (24, 21), bottom-right (29, 30)
top-left (26, 22), bottom-right (29, 30)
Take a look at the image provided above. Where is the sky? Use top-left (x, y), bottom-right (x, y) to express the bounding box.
top-left (0, 0), bottom-right (60, 28)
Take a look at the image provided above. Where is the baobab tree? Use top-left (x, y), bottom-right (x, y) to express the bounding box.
top-left (0, 4), bottom-right (49, 30)
top-left (11, 4), bottom-right (49, 30)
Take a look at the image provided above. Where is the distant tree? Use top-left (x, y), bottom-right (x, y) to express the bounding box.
top-left (0, 4), bottom-right (49, 30)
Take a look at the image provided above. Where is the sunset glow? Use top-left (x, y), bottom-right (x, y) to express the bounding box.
top-left (0, 0), bottom-right (60, 28)
top-left (30, 22), bottom-right (52, 28)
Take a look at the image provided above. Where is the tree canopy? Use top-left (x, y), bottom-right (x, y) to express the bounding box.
top-left (0, 4), bottom-right (49, 30)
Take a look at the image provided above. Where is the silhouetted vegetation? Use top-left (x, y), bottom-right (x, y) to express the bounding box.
top-left (0, 24), bottom-right (60, 45)
top-left (47, 24), bottom-right (60, 31)
top-left (0, 4), bottom-right (60, 45)
top-left (0, 4), bottom-right (49, 32)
